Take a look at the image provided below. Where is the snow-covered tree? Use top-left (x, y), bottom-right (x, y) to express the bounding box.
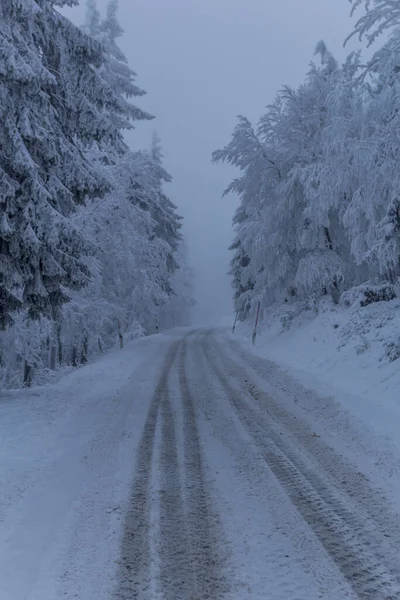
top-left (1, 0), bottom-right (90, 326)
top-left (214, 48), bottom-right (350, 311)
top-left (214, 40), bottom-right (386, 317)
top-left (0, 1), bottom-right (190, 387)
top-left (58, 134), bottom-right (186, 365)
top-left (83, 0), bottom-right (153, 142)
top-left (0, 0), bottom-right (148, 330)
top-left (229, 235), bottom-right (254, 320)
top-left (149, 133), bottom-right (182, 271)
top-left (347, 0), bottom-right (400, 48)
top-left (338, 1), bottom-right (400, 280)
top-left (213, 116), bottom-right (278, 309)
top-left (83, 0), bottom-right (101, 39)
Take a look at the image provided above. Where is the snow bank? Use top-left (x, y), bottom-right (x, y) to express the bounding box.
top-left (0, 332), bottom-right (175, 600)
top-left (234, 297), bottom-right (400, 446)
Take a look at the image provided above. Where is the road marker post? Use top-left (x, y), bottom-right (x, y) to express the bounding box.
top-left (118, 319), bottom-right (124, 349)
top-left (252, 301), bottom-right (261, 345)
top-left (232, 311), bottom-right (238, 333)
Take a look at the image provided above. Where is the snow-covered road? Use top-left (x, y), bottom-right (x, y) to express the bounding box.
top-left (2, 329), bottom-right (400, 599)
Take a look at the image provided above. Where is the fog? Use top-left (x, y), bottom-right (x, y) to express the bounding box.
top-left (64, 0), bottom-right (360, 325)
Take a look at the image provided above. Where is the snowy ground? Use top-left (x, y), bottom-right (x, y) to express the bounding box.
top-left (1, 326), bottom-right (400, 599)
top-left (234, 298), bottom-right (400, 453)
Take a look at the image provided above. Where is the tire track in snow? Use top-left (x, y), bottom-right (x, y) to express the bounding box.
top-left (223, 335), bottom-right (400, 539)
top-left (215, 334), bottom-right (400, 559)
top-left (158, 374), bottom-right (191, 598)
top-left (178, 337), bottom-right (229, 599)
top-left (115, 334), bottom-right (228, 599)
top-left (202, 335), bottom-right (400, 600)
top-left (114, 342), bottom-right (180, 600)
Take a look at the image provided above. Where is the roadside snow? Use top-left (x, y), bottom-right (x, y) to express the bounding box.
top-left (2, 324), bottom-right (400, 599)
top-left (233, 298), bottom-right (400, 439)
top-left (231, 299), bottom-right (400, 515)
top-left (0, 333), bottom-right (176, 600)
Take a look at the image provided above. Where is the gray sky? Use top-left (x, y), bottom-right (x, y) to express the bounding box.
top-left (64, 0), bottom-right (361, 325)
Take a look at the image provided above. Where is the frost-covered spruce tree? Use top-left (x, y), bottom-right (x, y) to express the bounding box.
top-left (83, 0), bottom-right (101, 39)
top-left (60, 145), bottom-right (169, 354)
top-left (128, 133), bottom-right (183, 292)
top-left (126, 136), bottom-right (183, 316)
top-left (1, 0), bottom-right (90, 327)
top-left (149, 133), bottom-right (182, 267)
top-left (71, 132), bottom-right (185, 351)
top-left (0, 0), bottom-right (143, 330)
top-left (69, 151), bottom-right (167, 351)
top-left (78, 0), bottom-right (186, 340)
top-left (83, 0), bottom-right (152, 145)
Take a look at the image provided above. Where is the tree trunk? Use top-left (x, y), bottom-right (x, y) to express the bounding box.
top-left (330, 284), bottom-right (341, 305)
top-left (72, 346), bottom-right (78, 368)
top-left (118, 320), bottom-right (124, 349)
top-left (23, 362), bottom-right (33, 387)
top-left (324, 226), bottom-right (333, 250)
top-left (57, 324), bottom-right (63, 366)
top-left (80, 334), bottom-right (88, 365)
top-left (50, 344), bottom-right (57, 370)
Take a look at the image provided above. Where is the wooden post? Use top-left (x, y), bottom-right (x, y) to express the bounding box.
top-left (72, 346), bottom-right (78, 367)
top-left (252, 301), bottom-right (261, 346)
top-left (232, 311), bottom-right (238, 333)
top-left (23, 361), bottom-right (33, 387)
top-left (81, 334), bottom-right (88, 364)
top-left (50, 343), bottom-right (57, 370)
top-left (118, 319), bottom-right (124, 349)
top-left (57, 324), bottom-right (63, 366)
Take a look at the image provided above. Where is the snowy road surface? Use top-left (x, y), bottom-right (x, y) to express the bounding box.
top-left (2, 329), bottom-right (400, 599)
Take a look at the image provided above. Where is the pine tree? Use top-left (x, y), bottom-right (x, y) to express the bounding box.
top-left (0, 0), bottom-right (146, 328)
top-left (144, 133), bottom-right (183, 288)
top-left (84, 0), bottom-right (153, 141)
top-left (1, 0), bottom-right (92, 326)
top-left (0, 0), bottom-right (191, 386)
top-left (83, 0), bottom-right (101, 39)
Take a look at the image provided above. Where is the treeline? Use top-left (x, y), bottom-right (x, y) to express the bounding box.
top-left (0, 0), bottom-right (193, 387)
top-left (214, 0), bottom-right (400, 320)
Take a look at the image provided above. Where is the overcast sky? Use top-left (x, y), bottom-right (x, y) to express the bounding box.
top-left (64, 0), bottom-right (362, 325)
